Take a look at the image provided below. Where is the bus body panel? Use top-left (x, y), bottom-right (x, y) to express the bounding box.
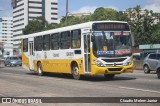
top-left (22, 53), bottom-right (30, 69)
top-left (33, 58), bottom-right (84, 74)
top-left (32, 49), bottom-right (85, 74)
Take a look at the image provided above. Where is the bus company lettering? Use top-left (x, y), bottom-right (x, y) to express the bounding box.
top-left (36, 54), bottom-right (41, 59)
top-left (53, 53), bottom-right (59, 57)
top-left (66, 52), bottom-right (74, 56)
top-left (44, 52), bottom-right (47, 59)
top-left (115, 49), bottom-right (130, 54)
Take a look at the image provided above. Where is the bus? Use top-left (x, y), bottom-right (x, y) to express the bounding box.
top-left (21, 21), bottom-right (134, 80)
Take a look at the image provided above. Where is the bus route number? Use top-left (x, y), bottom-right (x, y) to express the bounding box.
top-left (66, 52), bottom-right (74, 57)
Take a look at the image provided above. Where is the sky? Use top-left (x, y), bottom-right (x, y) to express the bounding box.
top-left (0, 0), bottom-right (160, 18)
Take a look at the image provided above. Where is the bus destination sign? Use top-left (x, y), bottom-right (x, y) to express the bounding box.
top-left (92, 23), bottom-right (130, 31)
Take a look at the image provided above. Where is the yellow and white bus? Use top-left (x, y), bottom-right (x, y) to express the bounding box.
top-left (21, 21), bottom-right (134, 80)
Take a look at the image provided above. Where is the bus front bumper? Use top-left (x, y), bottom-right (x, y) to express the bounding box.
top-left (91, 63), bottom-right (134, 75)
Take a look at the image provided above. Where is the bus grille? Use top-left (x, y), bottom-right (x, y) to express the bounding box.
top-left (102, 58), bottom-right (126, 62)
top-left (108, 68), bottom-right (122, 71)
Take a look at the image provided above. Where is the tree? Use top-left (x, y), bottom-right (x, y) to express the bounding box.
top-left (64, 16), bottom-right (81, 26)
top-left (23, 17), bottom-right (48, 35)
top-left (79, 15), bottom-right (91, 23)
top-left (45, 23), bottom-right (59, 30)
top-left (56, 15), bottom-right (91, 27)
top-left (116, 11), bottom-right (130, 21)
top-left (150, 22), bottom-right (160, 43)
top-left (91, 7), bottom-right (118, 21)
top-left (125, 5), bottom-right (157, 47)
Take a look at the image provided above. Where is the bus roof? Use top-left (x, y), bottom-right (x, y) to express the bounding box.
top-left (14, 20), bottom-right (128, 40)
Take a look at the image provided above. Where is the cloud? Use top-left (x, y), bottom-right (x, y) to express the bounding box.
top-left (106, 6), bottom-right (118, 11)
top-left (71, 6), bottom-right (118, 14)
top-left (143, 0), bottom-right (160, 13)
top-left (71, 6), bottom-right (98, 14)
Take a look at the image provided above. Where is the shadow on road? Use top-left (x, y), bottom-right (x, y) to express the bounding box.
top-left (27, 72), bottom-right (136, 82)
top-left (80, 75), bottom-right (136, 82)
top-left (0, 67), bottom-right (5, 68)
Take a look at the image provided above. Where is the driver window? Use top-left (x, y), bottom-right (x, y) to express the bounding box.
top-left (105, 32), bottom-right (114, 51)
top-left (120, 35), bottom-right (127, 45)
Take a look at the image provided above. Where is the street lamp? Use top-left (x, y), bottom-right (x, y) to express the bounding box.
top-left (65, 0), bottom-right (68, 26)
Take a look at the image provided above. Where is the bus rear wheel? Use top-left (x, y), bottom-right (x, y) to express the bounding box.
top-left (104, 74), bottom-right (115, 80)
top-left (72, 64), bottom-right (80, 80)
top-left (37, 62), bottom-right (43, 76)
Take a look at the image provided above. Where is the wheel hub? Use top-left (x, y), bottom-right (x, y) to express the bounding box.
top-left (39, 67), bottom-right (42, 74)
top-left (74, 67), bottom-right (79, 75)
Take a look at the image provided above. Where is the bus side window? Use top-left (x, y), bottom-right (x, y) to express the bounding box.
top-left (36, 36), bottom-right (43, 51)
top-left (60, 31), bottom-right (70, 49)
top-left (71, 29), bottom-right (81, 49)
top-left (43, 34), bottom-right (50, 51)
top-left (51, 33), bottom-right (59, 50)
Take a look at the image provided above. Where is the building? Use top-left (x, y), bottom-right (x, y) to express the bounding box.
top-left (0, 17), bottom-right (13, 57)
top-left (123, 9), bottom-right (160, 24)
top-left (69, 13), bottom-right (91, 17)
top-left (12, 0), bottom-right (58, 54)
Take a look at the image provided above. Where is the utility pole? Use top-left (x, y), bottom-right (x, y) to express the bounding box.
top-left (65, 0), bottom-right (68, 26)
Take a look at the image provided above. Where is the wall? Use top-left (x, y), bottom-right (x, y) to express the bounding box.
top-left (134, 60), bottom-right (143, 70)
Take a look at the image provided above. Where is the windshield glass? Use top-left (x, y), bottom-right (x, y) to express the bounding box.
top-left (10, 57), bottom-right (20, 60)
top-left (93, 31), bottom-right (132, 57)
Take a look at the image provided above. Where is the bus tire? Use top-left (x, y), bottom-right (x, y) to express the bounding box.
top-left (104, 74), bottom-right (115, 80)
top-left (72, 63), bottom-right (80, 80)
top-left (37, 62), bottom-right (43, 76)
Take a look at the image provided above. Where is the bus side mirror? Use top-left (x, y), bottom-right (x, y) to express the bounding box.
top-left (131, 34), bottom-right (135, 46)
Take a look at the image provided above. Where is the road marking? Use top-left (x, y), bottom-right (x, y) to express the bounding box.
top-left (119, 86), bottom-right (160, 94)
top-left (0, 93), bottom-right (7, 97)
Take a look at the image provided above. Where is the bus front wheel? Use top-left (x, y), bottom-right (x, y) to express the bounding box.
top-left (72, 64), bottom-right (80, 80)
top-left (37, 62), bottom-right (43, 76)
top-left (104, 74), bottom-right (115, 80)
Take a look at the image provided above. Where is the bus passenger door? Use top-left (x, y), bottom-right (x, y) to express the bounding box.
top-left (29, 41), bottom-right (34, 70)
top-left (84, 34), bottom-right (91, 73)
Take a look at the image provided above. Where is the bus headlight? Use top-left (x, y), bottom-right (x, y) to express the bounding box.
top-left (123, 58), bottom-right (132, 66)
top-left (94, 59), bottom-right (106, 67)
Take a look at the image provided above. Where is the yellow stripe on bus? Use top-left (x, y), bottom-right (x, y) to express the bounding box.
top-left (33, 58), bottom-right (84, 74)
top-left (22, 53), bottom-right (29, 69)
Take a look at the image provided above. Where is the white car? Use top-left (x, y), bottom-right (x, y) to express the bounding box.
top-left (4, 56), bottom-right (22, 66)
top-left (143, 53), bottom-right (160, 79)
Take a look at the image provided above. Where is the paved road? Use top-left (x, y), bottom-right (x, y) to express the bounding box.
top-left (0, 66), bottom-right (160, 106)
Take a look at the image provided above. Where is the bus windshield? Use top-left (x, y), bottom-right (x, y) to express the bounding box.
top-left (92, 31), bottom-right (132, 57)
